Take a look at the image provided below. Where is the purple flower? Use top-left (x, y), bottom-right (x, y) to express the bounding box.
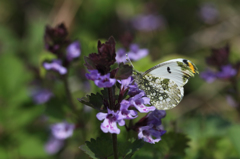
top-left (96, 109), bottom-right (125, 134)
top-left (116, 48), bottom-right (127, 63)
top-left (118, 76), bottom-right (133, 90)
top-left (138, 125), bottom-right (166, 144)
top-left (86, 70), bottom-right (101, 80)
top-left (199, 3), bottom-right (218, 24)
top-left (128, 83), bottom-right (143, 96)
top-left (119, 100), bottom-right (138, 120)
top-left (66, 41), bottom-right (81, 61)
top-left (130, 92), bottom-right (156, 113)
top-left (216, 65), bottom-right (237, 79)
top-left (86, 70), bottom-right (116, 88)
top-left (32, 89), bottom-right (53, 104)
top-left (127, 44), bottom-right (148, 61)
top-left (200, 69), bottom-right (216, 83)
top-left (43, 60), bottom-right (67, 75)
top-left (131, 14), bottom-right (166, 31)
top-left (50, 122), bottom-right (75, 140)
top-left (44, 137), bottom-right (64, 155)
top-left (95, 73), bottom-right (116, 88)
top-left (226, 95), bottom-right (238, 107)
top-left (147, 110), bottom-right (166, 126)
top-left (137, 110), bottom-right (166, 144)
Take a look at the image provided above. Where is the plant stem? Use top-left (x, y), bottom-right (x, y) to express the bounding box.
top-left (112, 134), bottom-right (118, 159)
top-left (108, 87), bottom-right (115, 110)
top-left (108, 87), bottom-right (118, 158)
top-left (63, 75), bottom-right (77, 112)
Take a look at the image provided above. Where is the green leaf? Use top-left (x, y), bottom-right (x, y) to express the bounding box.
top-left (77, 92), bottom-right (105, 111)
top-left (80, 134), bottom-right (113, 159)
top-left (80, 144), bottom-right (97, 159)
top-left (228, 125), bottom-right (240, 157)
top-left (157, 132), bottom-right (190, 157)
top-left (115, 63), bottom-right (133, 80)
top-left (119, 138), bottom-right (145, 159)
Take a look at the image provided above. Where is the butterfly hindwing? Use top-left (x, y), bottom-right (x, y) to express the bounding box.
top-left (137, 74), bottom-right (183, 110)
top-left (133, 58), bottom-right (198, 110)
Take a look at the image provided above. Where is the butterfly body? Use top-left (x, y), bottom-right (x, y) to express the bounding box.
top-left (132, 58), bottom-right (198, 110)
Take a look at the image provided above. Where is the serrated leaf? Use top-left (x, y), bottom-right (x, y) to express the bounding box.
top-left (119, 139), bottom-right (145, 159)
top-left (157, 132), bottom-right (190, 157)
top-left (115, 63), bottom-right (133, 79)
top-left (80, 144), bottom-right (97, 159)
top-left (78, 92), bottom-right (105, 111)
top-left (80, 134), bottom-right (113, 159)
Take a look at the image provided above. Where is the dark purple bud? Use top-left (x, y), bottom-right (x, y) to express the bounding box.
top-left (206, 45), bottom-right (230, 67)
top-left (84, 36), bottom-right (116, 75)
top-left (44, 23), bottom-right (69, 54)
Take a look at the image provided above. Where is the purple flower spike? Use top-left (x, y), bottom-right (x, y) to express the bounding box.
top-left (66, 41), bottom-right (81, 61)
top-left (94, 73), bottom-right (116, 88)
top-left (130, 92), bottom-right (156, 113)
top-left (200, 69), bottom-right (216, 83)
top-left (32, 89), bottom-right (53, 104)
top-left (116, 48), bottom-right (127, 63)
top-left (119, 100), bottom-right (138, 120)
top-left (127, 44), bottom-right (148, 61)
top-left (44, 137), bottom-right (64, 155)
top-left (43, 60), bottom-right (67, 75)
top-left (217, 65), bottom-right (237, 79)
top-left (50, 122), bottom-right (75, 140)
top-left (96, 109), bottom-right (124, 134)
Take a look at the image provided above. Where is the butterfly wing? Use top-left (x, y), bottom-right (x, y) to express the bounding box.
top-left (135, 58), bottom-right (198, 110)
top-left (143, 58), bottom-right (198, 87)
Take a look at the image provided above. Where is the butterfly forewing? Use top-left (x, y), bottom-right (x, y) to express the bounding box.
top-left (144, 59), bottom-right (197, 87)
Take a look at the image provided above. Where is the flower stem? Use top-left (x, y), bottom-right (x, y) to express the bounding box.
top-left (112, 133), bottom-right (118, 159)
top-left (108, 87), bottom-right (118, 158)
top-left (63, 75), bottom-right (77, 112)
top-left (108, 87), bottom-right (115, 110)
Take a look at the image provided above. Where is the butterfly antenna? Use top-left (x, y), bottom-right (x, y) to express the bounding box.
top-left (126, 54), bottom-right (134, 68)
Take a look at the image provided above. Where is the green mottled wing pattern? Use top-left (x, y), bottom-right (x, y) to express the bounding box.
top-left (133, 58), bottom-right (198, 110)
top-left (134, 72), bottom-right (183, 110)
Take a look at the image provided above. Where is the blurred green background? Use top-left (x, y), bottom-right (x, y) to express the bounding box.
top-left (1, 0), bottom-right (240, 158)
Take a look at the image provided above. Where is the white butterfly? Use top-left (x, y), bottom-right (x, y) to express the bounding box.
top-left (132, 58), bottom-right (198, 110)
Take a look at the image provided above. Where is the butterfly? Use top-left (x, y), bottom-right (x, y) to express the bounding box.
top-left (132, 58), bottom-right (198, 110)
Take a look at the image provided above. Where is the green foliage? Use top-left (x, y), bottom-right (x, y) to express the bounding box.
top-left (118, 138), bottom-right (145, 159)
top-left (228, 125), bottom-right (240, 157)
top-left (78, 92), bottom-right (105, 111)
top-left (80, 135), bottom-right (145, 159)
top-left (133, 132), bottom-right (190, 159)
top-left (80, 134), bottom-right (113, 159)
top-left (115, 63), bottom-right (133, 80)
